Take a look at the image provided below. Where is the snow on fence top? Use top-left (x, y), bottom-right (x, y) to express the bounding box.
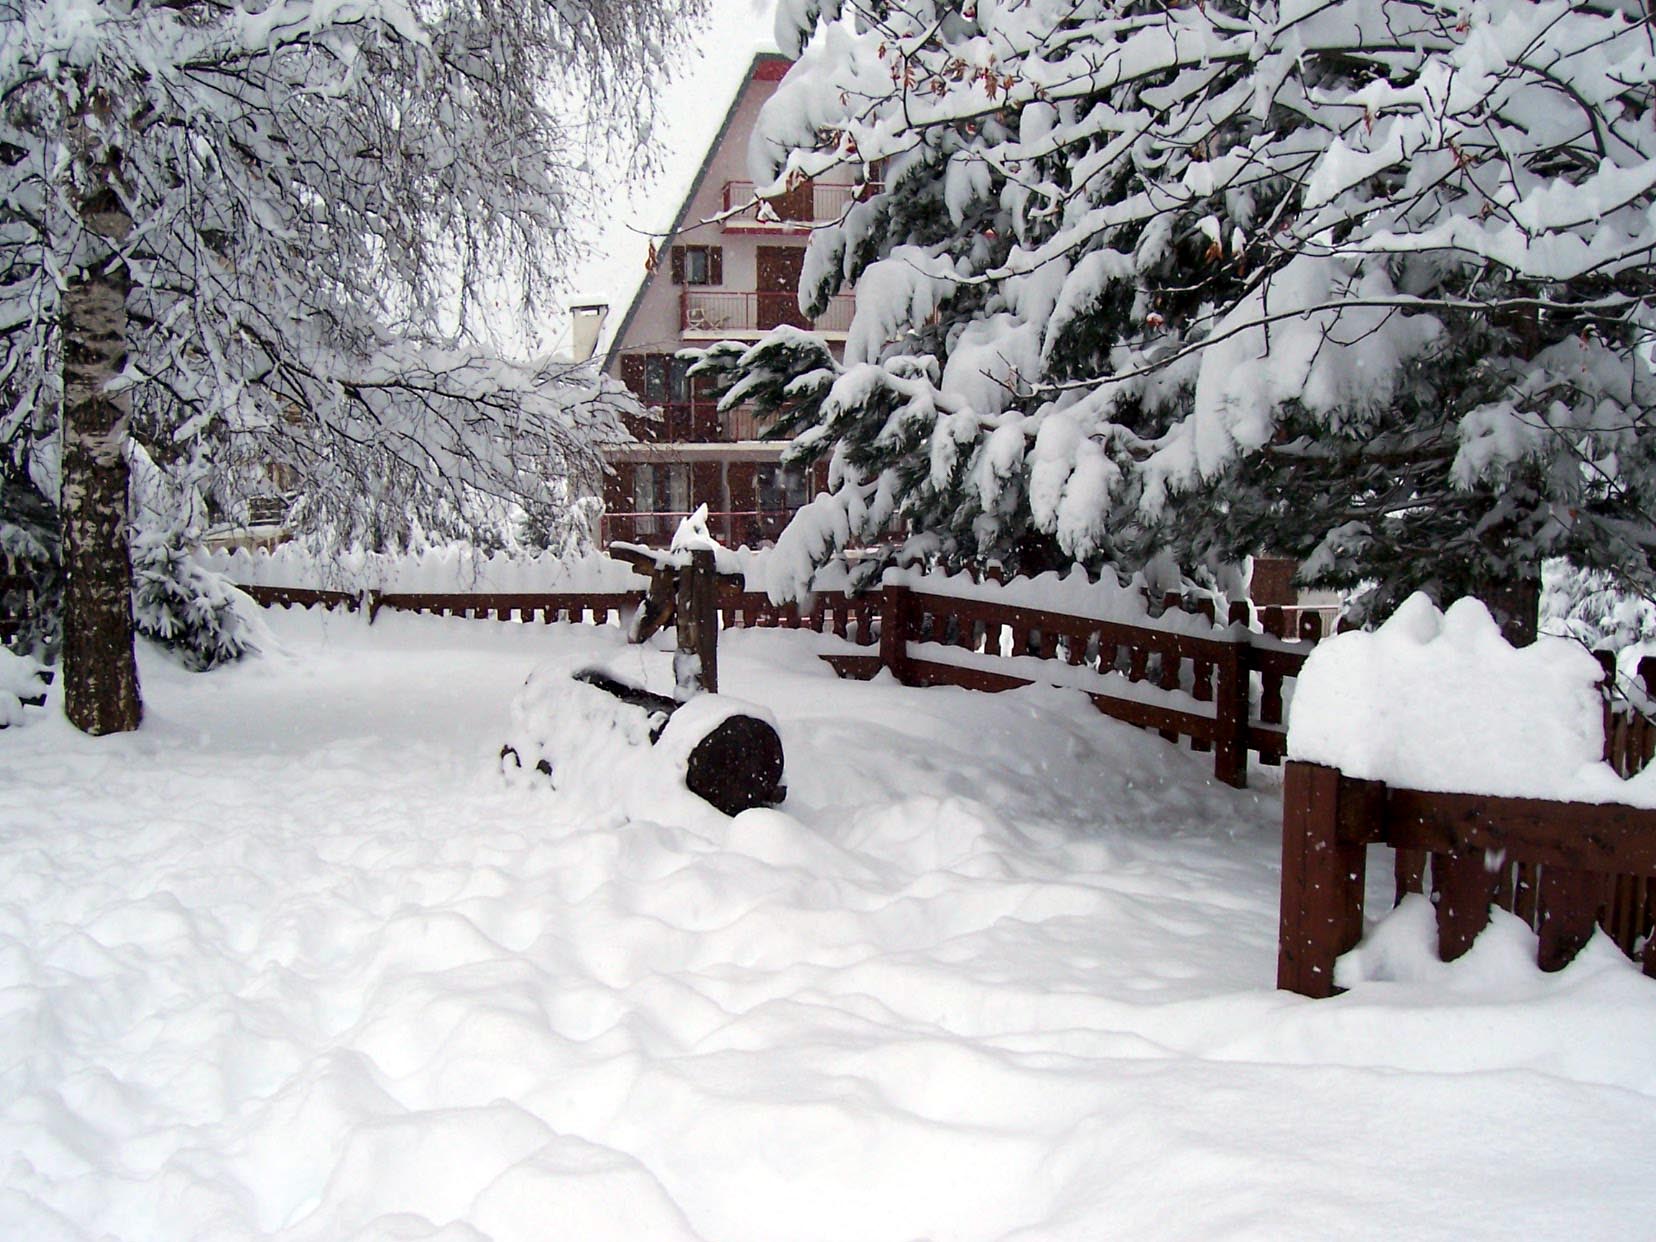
top-left (202, 541), bottom-right (819, 597)
top-left (204, 545), bottom-right (651, 595)
top-left (882, 565), bottom-right (1224, 636)
top-left (1288, 593), bottom-right (1656, 807)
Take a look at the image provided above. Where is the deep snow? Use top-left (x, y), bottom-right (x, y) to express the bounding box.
top-left (3, 608), bottom-right (1654, 1241)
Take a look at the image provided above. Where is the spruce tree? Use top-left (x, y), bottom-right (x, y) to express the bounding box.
top-left (713, 0), bottom-right (1656, 634)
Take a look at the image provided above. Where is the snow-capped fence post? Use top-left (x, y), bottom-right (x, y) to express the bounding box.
top-left (675, 548), bottom-right (719, 698)
top-left (1277, 762), bottom-right (1379, 997)
top-left (1280, 597), bottom-right (1656, 995)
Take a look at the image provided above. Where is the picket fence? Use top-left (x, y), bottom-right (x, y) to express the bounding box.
top-left (236, 577), bottom-right (1324, 789)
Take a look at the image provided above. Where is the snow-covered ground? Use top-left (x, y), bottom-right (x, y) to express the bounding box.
top-left (4, 609), bottom-right (1654, 1241)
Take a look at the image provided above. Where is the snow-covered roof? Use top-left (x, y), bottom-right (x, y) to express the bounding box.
top-left (597, 51), bottom-right (791, 365)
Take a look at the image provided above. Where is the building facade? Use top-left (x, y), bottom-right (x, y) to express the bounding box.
top-left (598, 54), bottom-right (857, 547)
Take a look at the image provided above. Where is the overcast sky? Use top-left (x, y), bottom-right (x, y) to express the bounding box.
top-left (533, 0), bottom-right (781, 358)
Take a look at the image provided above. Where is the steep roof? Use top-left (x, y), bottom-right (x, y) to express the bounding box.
top-left (599, 52), bottom-right (791, 367)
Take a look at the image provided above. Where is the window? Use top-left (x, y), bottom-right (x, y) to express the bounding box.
top-left (757, 464), bottom-right (808, 514)
top-left (634, 464), bottom-right (690, 516)
top-left (670, 245), bottom-right (723, 286)
top-left (636, 354), bottom-right (694, 404)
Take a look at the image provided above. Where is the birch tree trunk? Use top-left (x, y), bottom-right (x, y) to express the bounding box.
top-left (59, 88), bottom-right (141, 735)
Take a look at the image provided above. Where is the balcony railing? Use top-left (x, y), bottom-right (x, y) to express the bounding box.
top-left (681, 289), bottom-right (855, 338)
top-left (602, 509), bottom-right (797, 547)
top-left (721, 180), bottom-right (878, 231)
top-left (628, 401), bottom-right (779, 444)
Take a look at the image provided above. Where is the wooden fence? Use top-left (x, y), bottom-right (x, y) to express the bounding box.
top-left (1279, 659), bottom-right (1656, 996)
top-left (238, 577), bottom-right (1322, 788)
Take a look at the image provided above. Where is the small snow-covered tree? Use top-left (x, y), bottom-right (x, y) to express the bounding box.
top-left (1, 0), bottom-right (698, 732)
top-left (717, 0), bottom-right (1656, 635)
top-left (1542, 559), bottom-right (1656, 655)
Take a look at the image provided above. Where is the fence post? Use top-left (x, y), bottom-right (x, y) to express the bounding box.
top-left (1279, 761), bottom-right (1376, 997)
top-left (1536, 867), bottom-right (1602, 972)
top-left (674, 548), bottom-right (719, 698)
top-left (1213, 640), bottom-right (1250, 788)
top-left (879, 583), bottom-right (912, 684)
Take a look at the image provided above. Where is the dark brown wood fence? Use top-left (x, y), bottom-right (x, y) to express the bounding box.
top-left (1280, 662), bottom-right (1656, 996)
top-left (237, 577), bottom-right (1320, 788)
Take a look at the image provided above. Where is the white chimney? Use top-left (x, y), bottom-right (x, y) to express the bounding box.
top-left (569, 303), bottom-right (609, 364)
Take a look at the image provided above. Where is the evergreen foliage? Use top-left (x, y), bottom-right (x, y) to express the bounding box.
top-left (131, 526), bottom-right (260, 672)
top-left (716, 0), bottom-right (1656, 614)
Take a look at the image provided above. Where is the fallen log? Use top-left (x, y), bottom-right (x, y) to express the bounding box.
top-left (502, 664), bottom-right (785, 816)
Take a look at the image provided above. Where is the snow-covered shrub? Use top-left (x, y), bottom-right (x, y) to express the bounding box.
top-left (132, 528), bottom-right (260, 672)
top-left (0, 466), bottom-right (61, 659)
top-left (1541, 560), bottom-right (1656, 655)
top-left (0, 645), bottom-right (48, 727)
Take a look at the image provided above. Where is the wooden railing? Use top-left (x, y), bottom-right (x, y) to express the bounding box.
top-left (720, 180), bottom-right (879, 232)
top-left (1279, 760), bottom-right (1656, 996)
top-left (628, 401), bottom-right (777, 444)
top-left (680, 289), bottom-right (856, 337)
top-left (600, 511), bottom-right (798, 548)
top-left (1279, 660), bottom-right (1656, 996)
top-left (236, 584), bottom-right (644, 625)
top-left (1596, 652), bottom-right (1656, 778)
top-left (236, 575), bottom-right (1320, 789)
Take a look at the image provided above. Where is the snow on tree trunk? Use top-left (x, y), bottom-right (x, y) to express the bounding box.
top-left (59, 88), bottom-right (140, 735)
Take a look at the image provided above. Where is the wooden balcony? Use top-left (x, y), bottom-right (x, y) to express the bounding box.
top-left (629, 401), bottom-right (779, 444)
top-left (720, 180), bottom-right (878, 233)
top-left (680, 289), bottom-right (854, 340)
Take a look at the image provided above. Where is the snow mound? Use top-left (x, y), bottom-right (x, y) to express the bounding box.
top-left (1287, 593), bottom-right (1646, 803)
top-left (502, 655), bottom-right (781, 822)
top-left (0, 647), bottom-right (48, 727)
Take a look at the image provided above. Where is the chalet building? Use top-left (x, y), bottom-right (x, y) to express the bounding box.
top-left (597, 53), bottom-right (860, 547)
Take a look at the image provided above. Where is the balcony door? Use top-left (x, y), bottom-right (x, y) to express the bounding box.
top-left (755, 247), bottom-right (810, 332)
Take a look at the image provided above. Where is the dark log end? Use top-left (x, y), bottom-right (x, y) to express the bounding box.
top-left (685, 714), bottom-right (786, 816)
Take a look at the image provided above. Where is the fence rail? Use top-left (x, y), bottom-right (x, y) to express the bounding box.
top-left (601, 510), bottom-right (796, 548)
top-left (236, 575), bottom-right (1321, 788)
top-left (1279, 759), bottom-right (1656, 995)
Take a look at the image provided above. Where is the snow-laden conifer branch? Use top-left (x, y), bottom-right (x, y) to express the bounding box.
top-left (707, 0), bottom-right (1656, 620)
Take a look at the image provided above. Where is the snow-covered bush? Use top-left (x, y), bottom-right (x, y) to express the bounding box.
top-left (132, 529), bottom-right (260, 672)
top-left (1542, 560), bottom-right (1656, 655)
top-left (0, 462), bottom-right (60, 659)
top-left (0, 645), bottom-right (48, 727)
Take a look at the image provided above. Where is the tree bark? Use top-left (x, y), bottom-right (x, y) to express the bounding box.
top-left (59, 88), bottom-right (141, 735)
top-left (1473, 569), bottom-right (1541, 649)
